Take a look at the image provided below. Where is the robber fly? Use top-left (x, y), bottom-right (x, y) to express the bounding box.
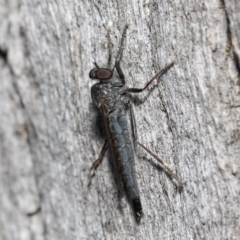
top-left (88, 24), bottom-right (184, 222)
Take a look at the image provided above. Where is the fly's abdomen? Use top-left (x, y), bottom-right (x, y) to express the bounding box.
top-left (108, 110), bottom-right (143, 220)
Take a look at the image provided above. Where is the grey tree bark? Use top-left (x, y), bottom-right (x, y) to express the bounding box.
top-left (0, 1), bottom-right (239, 239)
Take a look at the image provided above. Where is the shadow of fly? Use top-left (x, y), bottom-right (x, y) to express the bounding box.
top-left (88, 24), bottom-right (185, 223)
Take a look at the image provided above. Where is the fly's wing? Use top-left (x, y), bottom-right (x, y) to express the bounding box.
top-left (101, 104), bottom-right (124, 197)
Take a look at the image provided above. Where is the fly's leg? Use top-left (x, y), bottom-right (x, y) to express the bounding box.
top-left (107, 27), bottom-right (113, 68)
top-left (127, 60), bottom-right (176, 93)
top-left (129, 105), bottom-right (138, 151)
top-left (115, 24), bottom-right (129, 84)
top-left (93, 61), bottom-right (100, 68)
top-left (88, 139), bottom-right (108, 186)
top-left (136, 140), bottom-right (185, 187)
top-left (115, 24), bottom-right (129, 64)
top-left (115, 61), bottom-right (125, 85)
top-left (129, 105), bottom-right (185, 187)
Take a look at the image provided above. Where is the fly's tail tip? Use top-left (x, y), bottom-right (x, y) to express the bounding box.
top-left (136, 210), bottom-right (143, 223)
top-left (133, 197), bottom-right (143, 223)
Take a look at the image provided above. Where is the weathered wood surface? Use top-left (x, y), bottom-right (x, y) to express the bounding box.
top-left (0, 1), bottom-right (239, 239)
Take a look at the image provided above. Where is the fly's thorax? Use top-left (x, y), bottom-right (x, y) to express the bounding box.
top-left (91, 82), bottom-right (127, 109)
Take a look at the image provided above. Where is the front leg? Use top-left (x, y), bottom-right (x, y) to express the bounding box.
top-left (114, 24), bottom-right (129, 84)
top-left (127, 60), bottom-right (176, 93)
top-left (115, 23), bottom-right (129, 64)
top-left (115, 60), bottom-right (125, 84)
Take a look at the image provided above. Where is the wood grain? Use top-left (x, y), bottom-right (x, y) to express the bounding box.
top-left (0, 0), bottom-right (239, 239)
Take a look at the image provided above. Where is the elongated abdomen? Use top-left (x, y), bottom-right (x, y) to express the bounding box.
top-left (108, 110), bottom-right (143, 221)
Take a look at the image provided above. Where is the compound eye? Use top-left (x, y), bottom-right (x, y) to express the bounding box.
top-left (96, 68), bottom-right (113, 80)
top-left (89, 68), bottom-right (98, 79)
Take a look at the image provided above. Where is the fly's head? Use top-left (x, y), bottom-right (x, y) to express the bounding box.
top-left (90, 65), bottom-right (114, 109)
top-left (89, 67), bottom-right (113, 82)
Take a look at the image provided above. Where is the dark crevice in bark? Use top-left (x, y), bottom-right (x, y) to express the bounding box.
top-left (220, 0), bottom-right (231, 47)
top-left (233, 51), bottom-right (240, 77)
top-left (0, 47), bottom-right (8, 63)
top-left (12, 79), bottom-right (38, 143)
top-left (221, 0), bottom-right (240, 76)
top-left (27, 206), bottom-right (41, 217)
top-left (93, 1), bottom-right (103, 20)
top-left (0, 46), bottom-right (15, 76)
top-left (10, 25), bottom-right (38, 144)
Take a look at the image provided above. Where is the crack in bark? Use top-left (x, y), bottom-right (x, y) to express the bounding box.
top-left (26, 206), bottom-right (41, 217)
top-left (11, 78), bottom-right (38, 142)
top-left (221, 0), bottom-right (240, 76)
top-left (0, 47), bottom-right (8, 63)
